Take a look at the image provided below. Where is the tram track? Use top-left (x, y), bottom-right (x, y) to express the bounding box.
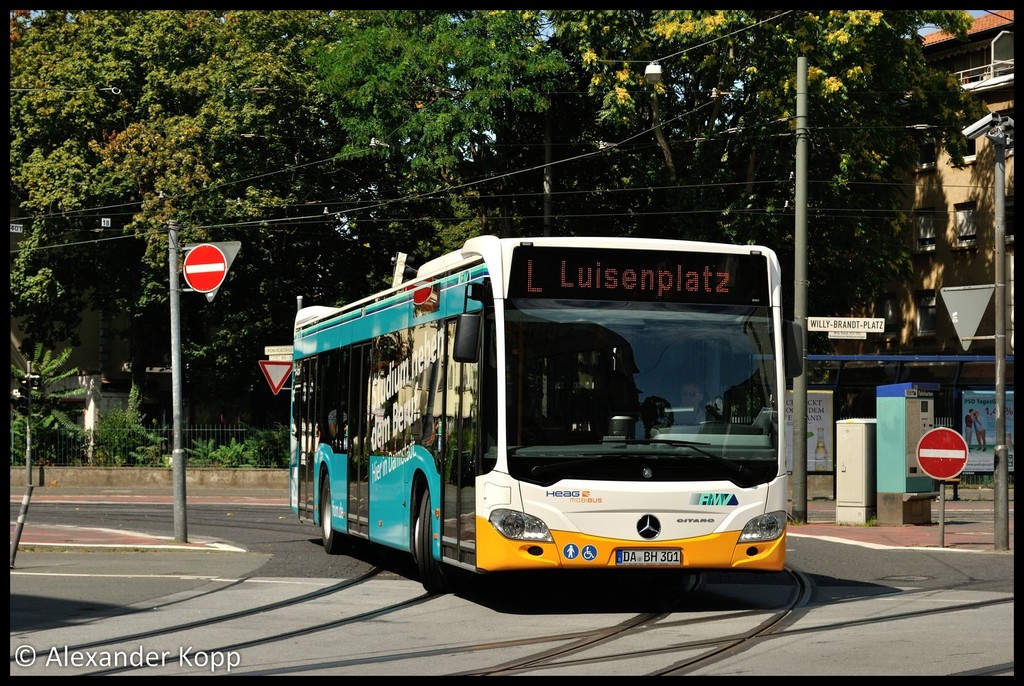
top-left (11, 502), bottom-right (1014, 676)
top-left (10, 569), bottom-right (385, 675)
top-left (11, 558), bottom-right (1013, 676)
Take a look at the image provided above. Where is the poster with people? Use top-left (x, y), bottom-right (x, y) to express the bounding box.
top-left (961, 390), bottom-right (1014, 474)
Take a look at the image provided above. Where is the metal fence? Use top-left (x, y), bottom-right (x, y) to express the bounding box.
top-left (10, 424), bottom-right (289, 468)
top-left (9, 419), bottom-right (1009, 487)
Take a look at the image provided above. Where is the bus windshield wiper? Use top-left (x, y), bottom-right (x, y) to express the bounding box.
top-left (602, 437), bottom-right (714, 456)
top-left (530, 455), bottom-right (623, 478)
top-left (529, 440), bottom-right (749, 479)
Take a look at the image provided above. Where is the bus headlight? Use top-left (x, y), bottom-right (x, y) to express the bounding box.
top-left (488, 509), bottom-right (554, 542)
top-left (737, 511), bottom-right (786, 543)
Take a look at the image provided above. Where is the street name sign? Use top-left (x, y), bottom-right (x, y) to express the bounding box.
top-left (807, 317), bottom-right (885, 332)
top-left (264, 345), bottom-right (293, 361)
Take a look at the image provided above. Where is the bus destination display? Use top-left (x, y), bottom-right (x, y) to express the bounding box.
top-left (508, 246), bottom-right (768, 305)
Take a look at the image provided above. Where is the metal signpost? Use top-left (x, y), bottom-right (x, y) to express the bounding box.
top-left (916, 427), bottom-right (970, 548)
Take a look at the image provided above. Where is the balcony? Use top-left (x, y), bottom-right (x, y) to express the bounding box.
top-left (957, 59), bottom-right (1014, 87)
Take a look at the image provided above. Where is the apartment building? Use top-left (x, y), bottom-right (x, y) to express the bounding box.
top-left (814, 11), bottom-right (1014, 415)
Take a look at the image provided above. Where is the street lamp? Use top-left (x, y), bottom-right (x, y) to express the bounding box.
top-left (961, 112), bottom-right (1013, 551)
top-left (645, 62), bottom-right (662, 84)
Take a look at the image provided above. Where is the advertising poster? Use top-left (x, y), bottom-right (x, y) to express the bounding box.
top-left (784, 389), bottom-right (834, 474)
top-left (960, 390), bottom-right (1014, 474)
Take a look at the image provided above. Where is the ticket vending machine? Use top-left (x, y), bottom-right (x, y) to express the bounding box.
top-left (875, 383), bottom-right (939, 525)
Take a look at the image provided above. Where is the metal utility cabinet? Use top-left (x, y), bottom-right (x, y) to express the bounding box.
top-left (835, 418), bottom-right (877, 525)
top-left (875, 383), bottom-right (938, 525)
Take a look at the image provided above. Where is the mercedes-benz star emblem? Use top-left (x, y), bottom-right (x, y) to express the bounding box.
top-left (642, 467), bottom-right (653, 479)
top-left (637, 514), bottom-right (661, 539)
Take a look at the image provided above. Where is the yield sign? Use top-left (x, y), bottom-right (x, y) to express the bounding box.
top-left (259, 360), bottom-right (293, 395)
top-left (916, 427), bottom-right (969, 480)
top-left (940, 285), bottom-right (993, 351)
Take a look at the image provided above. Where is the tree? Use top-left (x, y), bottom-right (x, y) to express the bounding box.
top-left (549, 10), bottom-right (985, 331)
top-left (10, 344), bottom-right (86, 464)
top-left (10, 10), bottom-right (355, 421)
top-left (313, 10), bottom-right (585, 251)
top-left (10, 9), bottom-right (988, 428)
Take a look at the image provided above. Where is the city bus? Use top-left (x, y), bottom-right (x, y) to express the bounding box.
top-left (289, 235), bottom-right (802, 592)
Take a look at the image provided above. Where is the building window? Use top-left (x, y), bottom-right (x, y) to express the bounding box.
top-left (955, 202), bottom-right (977, 246)
top-left (915, 209), bottom-right (935, 252)
top-left (878, 294), bottom-right (900, 337)
top-left (916, 291), bottom-right (936, 336)
top-left (964, 136), bottom-right (978, 160)
top-left (915, 137), bottom-right (937, 169)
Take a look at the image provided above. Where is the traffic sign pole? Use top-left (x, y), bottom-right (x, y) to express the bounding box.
top-left (916, 427), bottom-right (970, 548)
top-left (168, 220), bottom-right (188, 543)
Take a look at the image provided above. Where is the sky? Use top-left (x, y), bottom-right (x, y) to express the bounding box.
top-left (919, 9), bottom-right (993, 35)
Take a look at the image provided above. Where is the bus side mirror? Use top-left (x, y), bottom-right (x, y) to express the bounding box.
top-left (784, 320), bottom-right (804, 379)
top-left (453, 312), bottom-right (481, 363)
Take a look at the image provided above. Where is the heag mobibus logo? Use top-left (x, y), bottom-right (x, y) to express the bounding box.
top-left (545, 489), bottom-right (603, 503)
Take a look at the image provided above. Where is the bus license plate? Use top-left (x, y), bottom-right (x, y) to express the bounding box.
top-left (615, 548), bottom-right (681, 566)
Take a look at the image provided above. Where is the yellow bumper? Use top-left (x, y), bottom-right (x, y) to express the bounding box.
top-left (475, 516), bottom-right (786, 573)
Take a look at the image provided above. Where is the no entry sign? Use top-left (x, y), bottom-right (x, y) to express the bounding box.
top-left (916, 427), bottom-right (969, 480)
top-left (182, 243), bottom-right (228, 293)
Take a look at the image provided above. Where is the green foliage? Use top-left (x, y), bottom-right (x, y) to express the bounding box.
top-left (10, 344), bottom-right (88, 464)
top-left (240, 424), bottom-right (291, 468)
top-left (10, 10), bottom-right (351, 423)
top-left (182, 423), bottom-right (288, 466)
top-left (210, 439), bottom-right (250, 468)
top-left (185, 437), bottom-right (255, 467)
top-left (185, 424), bottom-right (289, 467)
top-left (91, 384), bottom-right (167, 466)
top-left (185, 438), bottom-right (219, 465)
top-left (9, 9), bottom-right (990, 419)
top-left (552, 9), bottom-right (984, 326)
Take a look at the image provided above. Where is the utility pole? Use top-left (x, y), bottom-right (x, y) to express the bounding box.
top-left (791, 56), bottom-right (809, 523)
top-left (960, 113), bottom-right (1012, 550)
top-left (988, 120), bottom-right (1010, 550)
top-left (544, 114), bottom-right (553, 237)
top-left (168, 219), bottom-right (188, 543)
top-left (10, 362), bottom-right (35, 568)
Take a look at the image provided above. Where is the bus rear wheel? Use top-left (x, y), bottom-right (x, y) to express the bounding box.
top-left (321, 479), bottom-right (347, 555)
top-left (414, 494), bottom-right (451, 594)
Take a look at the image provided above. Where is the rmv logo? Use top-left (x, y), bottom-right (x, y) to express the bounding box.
top-left (691, 493), bottom-right (739, 506)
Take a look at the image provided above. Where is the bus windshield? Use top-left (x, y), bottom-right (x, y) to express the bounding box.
top-left (503, 298), bottom-right (781, 487)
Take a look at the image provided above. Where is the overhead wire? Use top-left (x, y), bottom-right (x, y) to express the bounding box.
top-left (10, 10), bottom-right (979, 252)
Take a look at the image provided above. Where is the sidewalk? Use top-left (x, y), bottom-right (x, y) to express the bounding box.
top-left (10, 484), bottom-right (1013, 554)
top-left (792, 490), bottom-right (1013, 552)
